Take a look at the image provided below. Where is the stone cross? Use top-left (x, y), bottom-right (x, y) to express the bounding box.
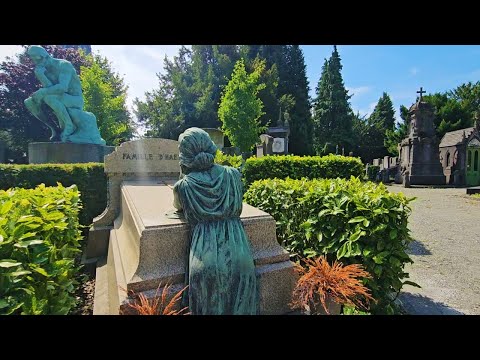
top-left (417, 87), bottom-right (426, 100)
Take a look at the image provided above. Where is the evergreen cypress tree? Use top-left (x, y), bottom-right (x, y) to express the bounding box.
top-left (385, 105), bottom-right (409, 156)
top-left (282, 45), bottom-right (313, 155)
top-left (357, 92), bottom-right (396, 161)
top-left (369, 92), bottom-right (395, 132)
top-left (312, 46), bottom-right (353, 154)
top-left (243, 45), bottom-right (282, 128)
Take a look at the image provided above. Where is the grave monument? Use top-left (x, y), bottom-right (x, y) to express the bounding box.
top-left (89, 137), bottom-right (296, 315)
top-left (396, 87), bottom-right (445, 186)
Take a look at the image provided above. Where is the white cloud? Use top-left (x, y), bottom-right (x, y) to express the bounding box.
top-left (353, 101), bottom-right (377, 118)
top-left (469, 69), bottom-right (480, 78)
top-left (92, 45), bottom-right (185, 112)
top-left (0, 45), bottom-right (23, 63)
top-left (346, 86), bottom-right (371, 98)
top-left (409, 67), bottom-right (420, 76)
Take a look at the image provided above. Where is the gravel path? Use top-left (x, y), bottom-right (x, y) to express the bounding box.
top-left (387, 185), bottom-right (480, 315)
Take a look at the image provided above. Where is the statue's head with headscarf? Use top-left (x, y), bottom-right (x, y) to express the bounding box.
top-left (178, 127), bottom-right (218, 173)
top-left (27, 46), bottom-right (51, 67)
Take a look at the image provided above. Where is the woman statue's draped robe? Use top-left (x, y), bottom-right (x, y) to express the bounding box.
top-left (173, 128), bottom-right (258, 315)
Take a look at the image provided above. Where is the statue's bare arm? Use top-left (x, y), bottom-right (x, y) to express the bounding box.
top-left (42, 63), bottom-right (73, 95)
top-left (173, 184), bottom-right (183, 211)
top-left (34, 66), bottom-right (53, 87)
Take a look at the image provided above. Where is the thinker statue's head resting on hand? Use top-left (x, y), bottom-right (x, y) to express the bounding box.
top-left (27, 45), bottom-right (51, 66)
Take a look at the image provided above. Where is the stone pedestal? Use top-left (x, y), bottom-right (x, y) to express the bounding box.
top-left (93, 181), bottom-right (296, 315)
top-left (28, 142), bottom-right (115, 164)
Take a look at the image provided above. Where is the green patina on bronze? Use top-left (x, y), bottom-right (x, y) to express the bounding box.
top-left (173, 127), bottom-right (258, 315)
top-left (24, 45), bottom-right (106, 145)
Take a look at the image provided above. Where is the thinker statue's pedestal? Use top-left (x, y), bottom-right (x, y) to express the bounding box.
top-left (28, 142), bottom-right (115, 164)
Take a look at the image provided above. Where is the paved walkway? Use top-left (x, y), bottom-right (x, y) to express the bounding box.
top-left (387, 185), bottom-right (480, 315)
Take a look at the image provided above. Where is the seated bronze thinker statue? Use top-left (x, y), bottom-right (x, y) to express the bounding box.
top-left (24, 45), bottom-right (105, 145)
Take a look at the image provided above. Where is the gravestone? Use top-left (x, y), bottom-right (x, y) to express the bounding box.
top-left (259, 134), bottom-right (274, 156)
top-left (272, 137), bottom-right (285, 154)
top-left (201, 128), bottom-right (224, 150)
top-left (90, 138), bottom-right (296, 315)
top-left (256, 144), bottom-right (264, 158)
top-left (397, 88), bottom-right (445, 186)
top-left (383, 156), bottom-right (390, 169)
top-left (266, 110), bottom-right (290, 155)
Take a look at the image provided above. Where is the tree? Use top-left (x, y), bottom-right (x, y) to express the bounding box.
top-left (241, 45), bottom-right (314, 155)
top-left (281, 45), bottom-right (314, 155)
top-left (190, 45), bottom-right (241, 129)
top-left (134, 45), bottom-right (242, 138)
top-left (423, 91), bottom-right (472, 139)
top-left (0, 45), bottom-right (90, 162)
top-left (218, 59), bottom-right (266, 153)
top-left (247, 46), bottom-right (283, 128)
top-left (385, 105), bottom-right (409, 156)
top-left (369, 92), bottom-right (395, 132)
top-left (355, 92), bottom-right (396, 163)
top-left (312, 46), bottom-right (353, 154)
top-left (133, 46), bottom-right (194, 139)
top-left (351, 112), bottom-right (370, 161)
top-left (80, 54), bottom-right (135, 146)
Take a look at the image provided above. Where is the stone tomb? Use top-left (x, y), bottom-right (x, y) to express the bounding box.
top-left (86, 138), bottom-right (181, 259)
top-left (397, 90), bottom-right (445, 186)
top-left (90, 138), bottom-right (296, 315)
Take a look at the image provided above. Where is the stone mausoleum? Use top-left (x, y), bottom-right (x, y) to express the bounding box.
top-left (397, 88), bottom-right (445, 186)
top-left (439, 118), bottom-right (480, 186)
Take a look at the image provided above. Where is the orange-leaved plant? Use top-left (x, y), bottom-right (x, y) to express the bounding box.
top-left (120, 283), bottom-right (190, 315)
top-left (290, 256), bottom-right (374, 314)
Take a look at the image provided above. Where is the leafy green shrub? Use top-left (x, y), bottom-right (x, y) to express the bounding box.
top-left (242, 154), bottom-right (364, 186)
top-left (0, 163), bottom-right (106, 227)
top-left (0, 184), bottom-right (83, 314)
top-left (366, 165), bottom-right (380, 182)
top-left (244, 177), bottom-right (416, 314)
top-left (214, 150), bottom-right (244, 171)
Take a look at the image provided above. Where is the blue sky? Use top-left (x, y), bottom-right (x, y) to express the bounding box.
top-left (2, 45), bottom-right (480, 122)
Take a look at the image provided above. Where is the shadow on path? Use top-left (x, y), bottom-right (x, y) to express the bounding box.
top-left (399, 292), bottom-right (463, 315)
top-left (407, 239), bottom-right (432, 255)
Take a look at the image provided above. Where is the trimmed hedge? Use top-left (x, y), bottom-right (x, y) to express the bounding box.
top-left (242, 154), bottom-right (364, 186)
top-left (0, 184), bottom-right (83, 314)
top-left (244, 177), bottom-right (416, 314)
top-left (0, 163), bottom-right (106, 227)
